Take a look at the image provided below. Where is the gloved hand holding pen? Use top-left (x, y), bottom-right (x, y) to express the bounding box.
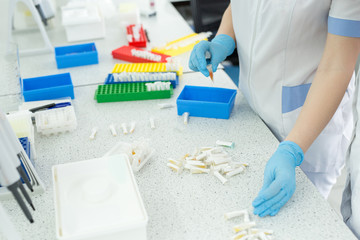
top-left (252, 141), bottom-right (304, 217)
top-left (189, 34), bottom-right (235, 77)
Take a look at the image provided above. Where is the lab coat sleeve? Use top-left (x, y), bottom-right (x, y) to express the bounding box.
top-left (328, 0), bottom-right (360, 37)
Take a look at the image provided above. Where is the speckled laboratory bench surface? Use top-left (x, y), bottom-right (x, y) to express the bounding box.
top-left (0, 0), bottom-right (356, 238)
top-left (0, 69), bottom-right (356, 240)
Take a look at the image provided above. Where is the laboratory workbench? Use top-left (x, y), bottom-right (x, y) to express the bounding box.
top-left (0, 0), bottom-right (357, 239)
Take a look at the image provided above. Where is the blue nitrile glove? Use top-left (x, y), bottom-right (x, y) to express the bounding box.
top-left (188, 34), bottom-right (235, 77)
top-left (252, 141), bottom-right (304, 217)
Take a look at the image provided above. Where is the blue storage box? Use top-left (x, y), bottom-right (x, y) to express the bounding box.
top-left (104, 73), bottom-right (179, 88)
top-left (22, 73), bottom-right (74, 102)
top-left (55, 42), bottom-right (98, 69)
top-left (177, 85), bottom-right (237, 119)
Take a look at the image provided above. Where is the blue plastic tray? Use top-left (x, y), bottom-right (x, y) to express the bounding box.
top-left (55, 42), bottom-right (98, 69)
top-left (177, 85), bottom-right (237, 119)
top-left (105, 73), bottom-right (179, 88)
top-left (22, 73), bottom-right (74, 102)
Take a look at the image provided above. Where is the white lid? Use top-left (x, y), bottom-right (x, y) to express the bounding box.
top-left (61, 4), bottom-right (101, 26)
top-left (53, 154), bottom-right (148, 239)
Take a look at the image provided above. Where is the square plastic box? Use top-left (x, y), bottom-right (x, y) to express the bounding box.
top-left (22, 73), bottom-right (74, 102)
top-left (177, 85), bottom-right (237, 119)
top-left (55, 43), bottom-right (98, 69)
top-left (61, 3), bottom-right (105, 42)
top-left (52, 154), bottom-right (148, 240)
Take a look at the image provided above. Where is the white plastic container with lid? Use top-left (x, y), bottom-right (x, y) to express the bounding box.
top-left (61, 3), bottom-right (105, 42)
top-left (52, 154), bottom-right (148, 240)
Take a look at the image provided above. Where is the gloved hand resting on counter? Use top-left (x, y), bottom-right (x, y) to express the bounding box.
top-left (188, 34), bottom-right (235, 77)
top-left (252, 141), bottom-right (304, 217)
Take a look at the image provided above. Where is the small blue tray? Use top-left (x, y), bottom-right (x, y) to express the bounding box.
top-left (177, 85), bottom-right (237, 119)
top-left (22, 73), bottom-right (74, 102)
top-left (105, 73), bottom-right (179, 88)
top-left (55, 42), bottom-right (98, 69)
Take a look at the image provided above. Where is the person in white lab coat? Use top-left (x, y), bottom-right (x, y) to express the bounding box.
top-left (189, 0), bottom-right (360, 237)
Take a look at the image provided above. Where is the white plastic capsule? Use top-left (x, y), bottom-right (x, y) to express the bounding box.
top-left (149, 117), bottom-right (155, 129)
top-left (158, 103), bottom-right (175, 109)
top-left (89, 127), bottom-right (98, 140)
top-left (190, 166), bottom-right (210, 174)
top-left (185, 160), bottom-right (206, 167)
top-left (109, 124), bottom-right (117, 136)
top-left (233, 222), bottom-right (256, 233)
top-left (121, 123), bottom-right (128, 135)
top-left (212, 157), bottom-right (231, 165)
top-left (167, 162), bottom-right (182, 173)
top-left (249, 229), bottom-right (273, 235)
top-left (214, 171), bottom-right (227, 184)
top-left (183, 112), bottom-right (189, 124)
top-left (231, 230), bottom-right (248, 240)
top-left (224, 210), bottom-right (248, 220)
top-left (196, 152), bottom-right (207, 161)
top-left (216, 140), bottom-right (235, 149)
top-left (130, 121), bottom-right (136, 133)
top-left (226, 166), bottom-right (245, 178)
top-left (211, 163), bottom-right (230, 172)
top-left (168, 158), bottom-right (182, 167)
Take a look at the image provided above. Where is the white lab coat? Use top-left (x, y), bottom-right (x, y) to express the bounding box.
top-left (230, 0), bottom-right (360, 195)
top-left (230, 0), bottom-right (360, 236)
top-left (342, 71), bottom-right (360, 239)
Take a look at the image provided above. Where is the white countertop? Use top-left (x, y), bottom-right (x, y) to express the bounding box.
top-left (0, 0), bottom-right (357, 239)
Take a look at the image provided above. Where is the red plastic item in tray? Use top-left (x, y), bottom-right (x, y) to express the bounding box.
top-left (126, 24), bottom-right (147, 48)
top-left (112, 45), bottom-right (171, 63)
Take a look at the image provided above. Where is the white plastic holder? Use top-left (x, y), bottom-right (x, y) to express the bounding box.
top-left (7, 0), bottom-right (53, 56)
top-left (61, 2), bottom-right (106, 42)
top-left (52, 154), bottom-right (148, 240)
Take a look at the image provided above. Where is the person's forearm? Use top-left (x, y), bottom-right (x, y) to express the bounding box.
top-left (216, 5), bottom-right (236, 42)
top-left (286, 33), bottom-right (360, 152)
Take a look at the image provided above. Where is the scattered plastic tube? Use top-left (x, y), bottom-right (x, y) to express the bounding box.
top-left (233, 222), bottom-right (256, 233)
top-left (231, 230), bottom-right (247, 240)
top-left (216, 140), bottom-right (235, 149)
top-left (167, 162), bottom-right (182, 173)
top-left (226, 166), bottom-right (245, 178)
top-left (130, 121), bottom-right (136, 133)
top-left (189, 166), bottom-right (210, 174)
top-left (214, 171), bottom-right (227, 184)
top-left (158, 103), bottom-right (174, 109)
top-left (89, 127), bottom-right (98, 140)
top-left (183, 112), bottom-right (189, 125)
top-left (109, 124), bottom-right (117, 136)
top-left (149, 117), bottom-right (155, 129)
top-left (121, 123), bottom-right (128, 135)
top-left (224, 210), bottom-right (249, 221)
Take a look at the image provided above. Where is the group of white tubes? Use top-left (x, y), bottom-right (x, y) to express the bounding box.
top-left (131, 49), bottom-right (162, 62)
top-left (127, 24), bottom-right (142, 42)
top-left (167, 141), bottom-right (246, 184)
top-left (112, 72), bottom-right (177, 83)
top-left (224, 209), bottom-right (274, 240)
top-left (145, 82), bottom-right (171, 91)
top-left (163, 31), bottom-right (212, 50)
top-left (89, 117), bottom-right (158, 140)
top-left (89, 122), bottom-right (136, 139)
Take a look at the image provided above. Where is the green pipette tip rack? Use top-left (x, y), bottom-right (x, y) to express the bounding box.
top-left (94, 82), bottom-right (173, 103)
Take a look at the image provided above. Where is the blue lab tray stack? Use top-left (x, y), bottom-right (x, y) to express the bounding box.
top-left (105, 73), bottom-right (179, 88)
top-left (55, 42), bottom-right (98, 69)
top-left (177, 85), bottom-right (237, 119)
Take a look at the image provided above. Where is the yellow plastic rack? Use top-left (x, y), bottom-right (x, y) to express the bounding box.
top-left (111, 63), bottom-right (183, 76)
top-left (151, 32), bottom-right (211, 56)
